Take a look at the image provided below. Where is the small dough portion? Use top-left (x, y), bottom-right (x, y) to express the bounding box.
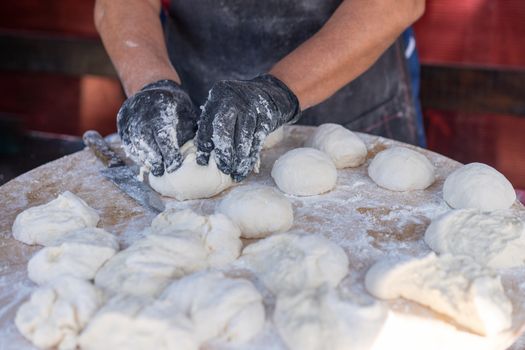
top-left (80, 295), bottom-right (197, 350)
top-left (16, 276), bottom-right (104, 350)
top-left (237, 233), bottom-right (349, 294)
top-left (305, 123), bottom-right (367, 168)
top-left (95, 209), bottom-right (241, 296)
top-left (82, 272), bottom-right (264, 349)
top-left (12, 191), bottom-right (100, 246)
top-left (218, 185), bottom-right (293, 238)
top-left (150, 208), bottom-right (242, 267)
top-left (149, 141), bottom-right (232, 201)
top-left (262, 126), bottom-right (284, 149)
top-left (365, 253), bottom-right (512, 336)
top-left (274, 286), bottom-right (388, 350)
top-left (161, 271), bottom-right (265, 345)
top-left (443, 163), bottom-right (516, 211)
top-left (368, 147), bottom-right (435, 191)
top-left (424, 209), bottom-right (525, 269)
top-left (28, 227), bottom-right (119, 285)
top-left (271, 148), bottom-right (337, 196)
top-left (95, 233), bottom-right (207, 297)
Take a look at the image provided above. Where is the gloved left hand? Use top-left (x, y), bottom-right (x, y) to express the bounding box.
top-left (195, 74), bottom-right (300, 182)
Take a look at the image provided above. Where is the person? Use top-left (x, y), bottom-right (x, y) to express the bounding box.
top-left (95, 0), bottom-right (426, 181)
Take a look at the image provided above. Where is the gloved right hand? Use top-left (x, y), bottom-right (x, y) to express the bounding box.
top-left (117, 79), bottom-right (198, 176)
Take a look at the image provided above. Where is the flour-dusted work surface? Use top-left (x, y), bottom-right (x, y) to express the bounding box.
top-left (1, 125), bottom-right (524, 349)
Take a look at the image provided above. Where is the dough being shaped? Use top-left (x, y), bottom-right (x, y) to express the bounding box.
top-left (262, 126), bottom-right (284, 150)
top-left (95, 209), bottom-right (241, 296)
top-left (365, 253), bottom-right (512, 336)
top-left (16, 276), bottom-right (104, 350)
top-left (218, 185), bottom-right (293, 238)
top-left (271, 148), bottom-right (337, 196)
top-left (149, 141), bottom-right (232, 201)
top-left (12, 191), bottom-right (99, 246)
top-left (237, 233), bottom-right (349, 294)
top-left (443, 163), bottom-right (516, 211)
top-left (424, 209), bottom-right (525, 269)
top-left (368, 147), bottom-right (435, 191)
top-left (28, 227), bottom-right (119, 285)
top-left (79, 295), bottom-right (198, 350)
top-left (274, 286), bottom-right (388, 350)
top-left (161, 271), bottom-right (265, 345)
top-left (305, 123), bottom-right (367, 168)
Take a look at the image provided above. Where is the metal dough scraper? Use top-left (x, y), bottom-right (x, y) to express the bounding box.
top-left (82, 130), bottom-right (165, 213)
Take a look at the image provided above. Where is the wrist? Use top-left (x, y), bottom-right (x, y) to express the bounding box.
top-left (123, 69), bottom-right (181, 97)
top-left (268, 67), bottom-right (309, 111)
top-left (254, 74), bottom-right (301, 124)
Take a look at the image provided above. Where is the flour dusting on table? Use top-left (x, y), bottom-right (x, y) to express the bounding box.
top-left (1, 126), bottom-right (524, 349)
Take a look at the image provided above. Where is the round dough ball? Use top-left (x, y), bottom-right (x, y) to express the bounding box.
top-left (262, 126), bottom-right (284, 150)
top-left (368, 147), bottom-right (435, 191)
top-left (237, 233), bottom-right (349, 294)
top-left (305, 123), bottom-right (367, 168)
top-left (271, 148), bottom-right (337, 196)
top-left (218, 185), bottom-right (293, 238)
top-left (443, 162), bottom-right (516, 211)
top-left (149, 141), bottom-right (232, 201)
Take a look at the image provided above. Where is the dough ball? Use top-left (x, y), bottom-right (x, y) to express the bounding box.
top-left (12, 191), bottom-right (99, 246)
top-left (305, 123), bottom-right (367, 168)
top-left (274, 286), bottom-right (387, 350)
top-left (237, 233), bottom-right (349, 294)
top-left (95, 233), bottom-right (208, 297)
top-left (262, 126), bottom-right (284, 150)
top-left (151, 208), bottom-right (242, 268)
top-left (271, 148), bottom-right (337, 196)
top-left (96, 209), bottom-right (242, 297)
top-left (161, 271), bottom-right (265, 345)
top-left (80, 294), bottom-right (197, 350)
top-left (28, 227), bottom-right (119, 285)
top-left (217, 185), bottom-right (293, 238)
top-left (368, 147), bottom-right (435, 191)
top-left (443, 163), bottom-right (516, 211)
top-left (424, 209), bottom-right (525, 269)
top-left (82, 272), bottom-right (264, 349)
top-left (365, 253), bottom-right (512, 336)
top-left (16, 276), bottom-right (104, 350)
top-left (149, 141), bottom-right (232, 201)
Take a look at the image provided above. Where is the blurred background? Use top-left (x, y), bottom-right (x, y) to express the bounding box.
top-left (0, 0), bottom-right (524, 200)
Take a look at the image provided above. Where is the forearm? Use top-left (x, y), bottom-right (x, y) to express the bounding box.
top-left (94, 0), bottom-right (180, 96)
top-left (270, 0), bottom-right (425, 110)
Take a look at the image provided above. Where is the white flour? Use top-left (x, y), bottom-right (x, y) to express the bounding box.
top-left (1, 126), bottom-right (524, 349)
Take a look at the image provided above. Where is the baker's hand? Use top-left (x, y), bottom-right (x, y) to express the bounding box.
top-left (117, 80), bottom-right (198, 176)
top-left (195, 74), bottom-right (300, 182)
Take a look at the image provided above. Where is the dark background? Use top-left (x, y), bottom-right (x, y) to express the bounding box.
top-left (0, 0), bottom-right (524, 198)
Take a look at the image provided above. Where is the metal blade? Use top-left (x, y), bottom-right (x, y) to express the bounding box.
top-left (100, 166), bottom-right (165, 213)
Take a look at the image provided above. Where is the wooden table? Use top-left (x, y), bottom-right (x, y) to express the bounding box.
top-left (1, 126), bottom-right (524, 350)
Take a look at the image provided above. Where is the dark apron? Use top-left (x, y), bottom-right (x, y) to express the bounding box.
top-left (163, 0), bottom-right (418, 145)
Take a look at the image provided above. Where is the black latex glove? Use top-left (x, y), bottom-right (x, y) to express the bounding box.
top-left (195, 74), bottom-right (300, 182)
top-left (117, 80), bottom-right (198, 176)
